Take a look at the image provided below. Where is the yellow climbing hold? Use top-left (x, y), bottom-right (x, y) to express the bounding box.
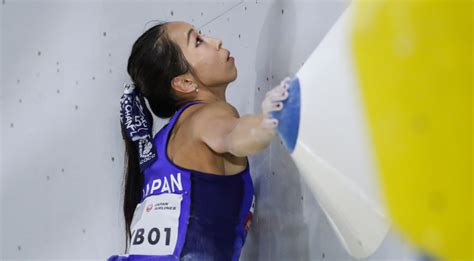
top-left (352, 0), bottom-right (472, 259)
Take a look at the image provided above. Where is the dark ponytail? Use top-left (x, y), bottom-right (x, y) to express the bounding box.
top-left (121, 20), bottom-right (196, 253)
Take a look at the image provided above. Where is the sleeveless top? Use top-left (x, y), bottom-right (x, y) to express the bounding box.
top-left (107, 101), bottom-right (255, 261)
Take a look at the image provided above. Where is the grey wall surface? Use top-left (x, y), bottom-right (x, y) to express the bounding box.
top-left (241, 1), bottom-right (422, 261)
top-left (1, 0), bottom-right (423, 260)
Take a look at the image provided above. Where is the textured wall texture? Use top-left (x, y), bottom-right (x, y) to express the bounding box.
top-left (1, 0), bottom-right (422, 260)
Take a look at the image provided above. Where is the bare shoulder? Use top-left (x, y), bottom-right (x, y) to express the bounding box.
top-left (193, 101), bottom-right (240, 120)
top-left (189, 101), bottom-right (241, 153)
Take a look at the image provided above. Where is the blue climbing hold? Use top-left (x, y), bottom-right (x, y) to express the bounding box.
top-left (270, 76), bottom-right (301, 153)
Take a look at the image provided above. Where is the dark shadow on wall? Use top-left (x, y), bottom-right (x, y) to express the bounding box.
top-left (242, 0), bottom-right (350, 260)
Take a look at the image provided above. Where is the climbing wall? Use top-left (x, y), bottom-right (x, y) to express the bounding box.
top-left (1, 0), bottom-right (426, 260)
top-left (242, 1), bottom-right (426, 260)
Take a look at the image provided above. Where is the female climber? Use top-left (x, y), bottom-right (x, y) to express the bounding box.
top-left (108, 20), bottom-right (291, 261)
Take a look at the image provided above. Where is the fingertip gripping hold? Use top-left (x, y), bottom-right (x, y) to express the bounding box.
top-left (270, 76), bottom-right (301, 153)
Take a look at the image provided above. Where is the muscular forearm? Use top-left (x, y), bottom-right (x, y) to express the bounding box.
top-left (225, 113), bottom-right (277, 157)
top-left (223, 77), bottom-right (290, 157)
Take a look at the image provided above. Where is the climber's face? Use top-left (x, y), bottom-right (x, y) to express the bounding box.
top-left (166, 21), bottom-right (237, 93)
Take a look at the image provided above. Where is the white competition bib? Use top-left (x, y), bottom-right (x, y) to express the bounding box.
top-left (129, 193), bottom-right (183, 255)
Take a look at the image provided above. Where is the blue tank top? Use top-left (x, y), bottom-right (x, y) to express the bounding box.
top-left (107, 101), bottom-right (255, 261)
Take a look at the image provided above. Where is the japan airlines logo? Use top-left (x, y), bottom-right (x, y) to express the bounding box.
top-left (146, 204), bottom-right (153, 212)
